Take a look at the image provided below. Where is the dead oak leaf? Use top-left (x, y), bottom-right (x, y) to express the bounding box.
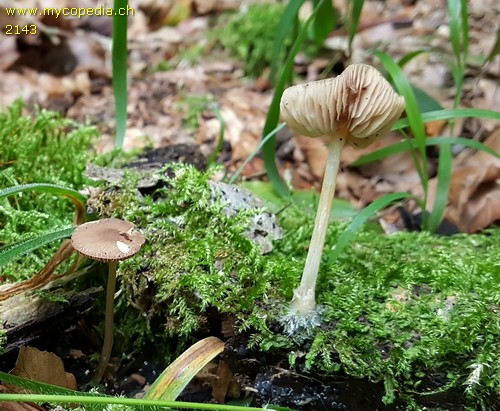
top-left (445, 128), bottom-right (500, 232)
top-left (11, 346), bottom-right (76, 390)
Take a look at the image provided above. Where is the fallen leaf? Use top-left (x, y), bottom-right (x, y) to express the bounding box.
top-left (438, 128), bottom-right (500, 232)
top-left (11, 346), bottom-right (77, 390)
top-left (212, 360), bottom-right (239, 403)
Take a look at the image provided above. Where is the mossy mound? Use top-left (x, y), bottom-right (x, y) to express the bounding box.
top-left (0, 101), bottom-right (98, 281)
top-left (93, 164), bottom-right (499, 409)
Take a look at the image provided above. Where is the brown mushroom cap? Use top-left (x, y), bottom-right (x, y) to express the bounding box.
top-left (280, 64), bottom-right (405, 148)
top-left (71, 218), bottom-right (145, 262)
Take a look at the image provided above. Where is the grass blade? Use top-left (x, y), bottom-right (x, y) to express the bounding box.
top-left (486, 28), bottom-right (500, 62)
top-left (112, 0), bottom-right (129, 149)
top-left (0, 393), bottom-right (283, 411)
top-left (351, 136), bottom-right (499, 166)
top-left (311, 0), bottom-right (337, 46)
top-left (0, 371), bottom-right (84, 396)
top-left (374, 50), bottom-right (429, 196)
top-left (0, 227), bottom-right (74, 267)
top-left (269, 0), bottom-right (305, 84)
top-left (263, 0), bottom-right (329, 198)
top-left (328, 192), bottom-right (413, 264)
top-left (0, 183), bottom-right (87, 206)
top-left (427, 145), bottom-right (452, 233)
top-left (398, 49), bottom-right (430, 68)
top-left (0, 182), bottom-right (87, 224)
top-left (229, 123), bottom-right (286, 185)
top-left (411, 85), bottom-right (443, 112)
top-left (348, 0), bottom-right (364, 53)
top-left (206, 104), bottom-right (225, 165)
top-left (448, 0), bottom-right (463, 68)
top-left (392, 108), bottom-right (500, 130)
top-left (146, 337), bottom-right (224, 401)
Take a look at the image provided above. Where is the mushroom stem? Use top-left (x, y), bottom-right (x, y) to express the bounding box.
top-left (92, 260), bottom-right (117, 384)
top-left (291, 136), bottom-right (345, 316)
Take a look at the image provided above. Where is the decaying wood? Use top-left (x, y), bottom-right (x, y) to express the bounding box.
top-left (0, 285), bottom-right (101, 353)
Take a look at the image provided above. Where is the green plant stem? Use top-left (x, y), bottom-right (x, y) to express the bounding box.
top-left (291, 137), bottom-right (345, 315)
top-left (229, 123), bottom-right (286, 185)
top-left (262, 0), bottom-right (328, 198)
top-left (91, 260), bottom-right (117, 384)
top-left (0, 394), bottom-right (286, 411)
top-left (112, 0), bottom-right (128, 149)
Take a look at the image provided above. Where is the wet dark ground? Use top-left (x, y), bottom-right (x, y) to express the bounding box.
top-left (0, 326), bottom-right (473, 411)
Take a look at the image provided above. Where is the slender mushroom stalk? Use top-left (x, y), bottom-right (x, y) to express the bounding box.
top-left (94, 259), bottom-right (117, 384)
top-left (71, 218), bottom-right (145, 384)
top-left (280, 64), bottom-right (405, 331)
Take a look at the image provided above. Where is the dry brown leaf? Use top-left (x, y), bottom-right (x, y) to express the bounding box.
top-left (444, 129), bottom-right (500, 232)
top-left (0, 381), bottom-right (43, 410)
top-left (0, 400), bottom-right (42, 411)
top-left (212, 360), bottom-right (236, 403)
top-left (451, 183), bottom-right (500, 233)
top-left (425, 120), bottom-right (447, 137)
top-left (12, 346), bottom-right (77, 390)
top-left (294, 136), bottom-right (328, 182)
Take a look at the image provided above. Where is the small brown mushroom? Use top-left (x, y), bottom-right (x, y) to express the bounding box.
top-left (71, 218), bottom-right (145, 384)
top-left (280, 64), bottom-right (405, 331)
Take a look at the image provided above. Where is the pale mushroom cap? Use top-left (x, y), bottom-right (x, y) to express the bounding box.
top-left (280, 64), bottom-right (405, 148)
top-left (71, 218), bottom-right (145, 262)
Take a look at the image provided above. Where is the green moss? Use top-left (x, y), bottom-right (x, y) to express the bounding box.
top-left (176, 94), bottom-right (214, 131)
top-left (0, 330), bottom-right (5, 355)
top-left (256, 213), bottom-right (500, 408)
top-left (97, 164), bottom-right (499, 408)
top-left (0, 100), bottom-right (98, 280)
top-left (89, 165), bottom-right (266, 354)
top-left (212, 3), bottom-right (290, 78)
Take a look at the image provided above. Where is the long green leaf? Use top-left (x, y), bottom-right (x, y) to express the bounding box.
top-left (269, 0), bottom-right (305, 84)
top-left (0, 371), bottom-right (87, 397)
top-left (447, 0), bottom-right (468, 110)
top-left (0, 227), bottom-right (74, 267)
top-left (427, 145), bottom-right (452, 233)
top-left (392, 108), bottom-right (500, 130)
top-left (348, 0), bottom-right (364, 51)
top-left (448, 0), bottom-right (463, 68)
top-left (0, 371), bottom-right (294, 410)
top-left (146, 337), bottom-right (224, 401)
top-left (0, 183), bottom-right (86, 206)
top-left (398, 49), bottom-right (430, 68)
top-left (229, 123), bottom-right (286, 185)
top-left (312, 0), bottom-right (337, 46)
top-left (206, 104), bottom-right (225, 165)
top-left (351, 136), bottom-right (500, 166)
top-left (262, 0), bottom-right (328, 198)
top-left (411, 85), bottom-right (443, 112)
top-left (374, 50), bottom-right (429, 201)
top-left (328, 192), bottom-right (413, 264)
top-left (460, 0), bottom-right (469, 61)
top-left (0, 394), bottom-right (286, 411)
top-left (112, 0), bottom-right (129, 149)
top-left (486, 28), bottom-right (500, 62)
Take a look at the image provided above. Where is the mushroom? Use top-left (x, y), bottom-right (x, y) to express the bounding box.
top-left (280, 64), bottom-right (405, 331)
top-left (71, 218), bottom-right (145, 383)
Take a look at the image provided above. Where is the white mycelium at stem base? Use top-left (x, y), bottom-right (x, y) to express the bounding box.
top-left (280, 64), bottom-right (405, 330)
